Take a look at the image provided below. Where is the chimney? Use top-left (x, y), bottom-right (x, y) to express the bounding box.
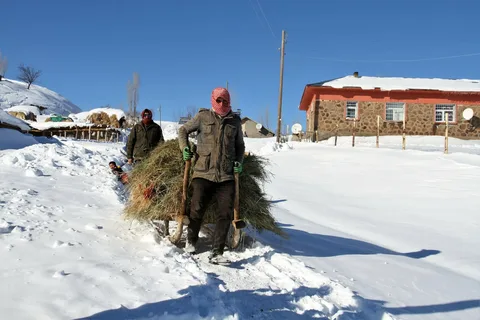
top-left (353, 71), bottom-right (359, 78)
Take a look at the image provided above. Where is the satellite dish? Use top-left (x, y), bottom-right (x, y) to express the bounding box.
top-left (256, 123), bottom-right (263, 130)
top-left (463, 108), bottom-right (474, 120)
top-left (291, 123), bottom-right (302, 135)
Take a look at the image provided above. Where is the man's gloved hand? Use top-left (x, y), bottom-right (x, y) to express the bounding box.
top-left (234, 161), bottom-right (243, 174)
top-left (183, 147), bottom-right (193, 161)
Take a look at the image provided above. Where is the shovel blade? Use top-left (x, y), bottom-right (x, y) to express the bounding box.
top-left (232, 219), bottom-right (246, 229)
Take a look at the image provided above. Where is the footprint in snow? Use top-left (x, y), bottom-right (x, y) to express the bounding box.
top-left (25, 168), bottom-right (44, 177)
top-left (52, 240), bottom-right (74, 248)
top-left (85, 223), bottom-right (103, 230)
top-left (53, 270), bottom-right (70, 278)
top-left (17, 189), bottom-right (39, 197)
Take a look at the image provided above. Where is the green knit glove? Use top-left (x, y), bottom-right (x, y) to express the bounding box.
top-left (234, 161), bottom-right (243, 174)
top-left (183, 147), bottom-right (193, 161)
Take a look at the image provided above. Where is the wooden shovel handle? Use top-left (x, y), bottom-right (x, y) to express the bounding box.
top-left (181, 159), bottom-right (191, 213)
top-left (233, 172), bottom-right (240, 221)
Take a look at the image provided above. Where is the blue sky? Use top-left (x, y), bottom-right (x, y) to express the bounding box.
top-left (2, 0), bottom-right (480, 130)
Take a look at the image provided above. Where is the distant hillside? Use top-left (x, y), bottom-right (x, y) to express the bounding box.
top-left (0, 78), bottom-right (81, 116)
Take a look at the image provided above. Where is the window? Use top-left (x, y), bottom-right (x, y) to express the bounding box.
top-left (346, 101), bottom-right (358, 119)
top-left (386, 102), bottom-right (405, 121)
top-left (435, 104), bottom-right (455, 122)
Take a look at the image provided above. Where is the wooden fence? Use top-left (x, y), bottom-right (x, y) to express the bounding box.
top-left (29, 126), bottom-right (124, 143)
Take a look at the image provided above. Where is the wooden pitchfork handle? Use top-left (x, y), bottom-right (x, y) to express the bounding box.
top-left (169, 158), bottom-right (191, 244)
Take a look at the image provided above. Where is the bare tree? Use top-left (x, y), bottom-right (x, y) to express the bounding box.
top-left (0, 51), bottom-right (8, 81)
top-left (172, 105), bottom-right (201, 123)
top-left (127, 72), bottom-right (140, 119)
top-left (18, 64), bottom-right (41, 89)
top-left (265, 105), bottom-right (270, 130)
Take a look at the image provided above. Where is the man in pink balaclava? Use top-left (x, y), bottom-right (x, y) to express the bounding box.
top-left (178, 87), bottom-right (245, 263)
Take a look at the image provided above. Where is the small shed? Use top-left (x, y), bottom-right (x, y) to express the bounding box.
top-left (241, 117), bottom-right (275, 138)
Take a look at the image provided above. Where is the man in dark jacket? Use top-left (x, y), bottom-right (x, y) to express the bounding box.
top-left (178, 87), bottom-right (245, 263)
top-left (126, 109), bottom-right (164, 165)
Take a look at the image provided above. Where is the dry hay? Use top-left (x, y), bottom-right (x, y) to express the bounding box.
top-left (7, 111), bottom-right (36, 121)
top-left (87, 112), bottom-right (120, 127)
top-left (109, 114), bottom-right (120, 128)
top-left (87, 112), bottom-right (111, 126)
top-left (123, 138), bottom-right (286, 238)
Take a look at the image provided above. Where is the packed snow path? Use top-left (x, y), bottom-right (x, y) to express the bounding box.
top-left (0, 134), bottom-right (390, 320)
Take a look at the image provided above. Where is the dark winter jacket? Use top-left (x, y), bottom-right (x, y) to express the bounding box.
top-left (178, 108), bottom-right (245, 183)
top-left (126, 121), bottom-right (164, 160)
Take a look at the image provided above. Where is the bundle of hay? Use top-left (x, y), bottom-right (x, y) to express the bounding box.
top-left (123, 138), bottom-right (286, 237)
top-left (109, 114), bottom-right (119, 128)
top-left (87, 111), bottom-right (111, 126)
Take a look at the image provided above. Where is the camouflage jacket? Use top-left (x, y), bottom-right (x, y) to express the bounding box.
top-left (178, 109), bottom-right (245, 183)
top-left (126, 121), bottom-right (164, 160)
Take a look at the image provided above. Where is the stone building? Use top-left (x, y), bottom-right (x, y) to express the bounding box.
top-left (299, 73), bottom-right (480, 140)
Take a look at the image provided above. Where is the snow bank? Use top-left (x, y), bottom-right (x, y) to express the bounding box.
top-left (0, 129), bottom-right (44, 150)
top-left (158, 121), bottom-right (182, 141)
top-left (0, 78), bottom-right (81, 115)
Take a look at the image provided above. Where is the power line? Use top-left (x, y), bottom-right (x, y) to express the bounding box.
top-left (249, 0), bottom-right (276, 39)
top-left (287, 51), bottom-right (480, 63)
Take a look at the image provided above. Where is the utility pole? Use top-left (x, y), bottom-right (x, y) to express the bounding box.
top-left (276, 30), bottom-right (286, 143)
top-left (226, 81), bottom-right (229, 90)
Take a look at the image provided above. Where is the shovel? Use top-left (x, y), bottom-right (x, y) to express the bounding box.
top-left (169, 158), bottom-right (191, 244)
top-left (230, 172), bottom-right (246, 249)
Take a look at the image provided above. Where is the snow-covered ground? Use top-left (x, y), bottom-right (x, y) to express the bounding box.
top-left (0, 129), bottom-right (479, 320)
top-left (0, 78), bottom-right (80, 115)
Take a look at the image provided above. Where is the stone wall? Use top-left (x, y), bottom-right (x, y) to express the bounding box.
top-left (310, 100), bottom-right (480, 139)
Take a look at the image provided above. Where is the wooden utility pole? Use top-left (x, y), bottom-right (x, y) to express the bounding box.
top-left (276, 30), bottom-right (286, 143)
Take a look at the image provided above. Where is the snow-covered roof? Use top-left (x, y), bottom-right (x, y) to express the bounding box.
top-left (5, 105), bottom-right (42, 116)
top-left (0, 78), bottom-right (81, 116)
top-left (310, 75), bottom-right (480, 92)
top-left (69, 107), bottom-right (126, 123)
top-left (28, 122), bottom-right (96, 130)
top-left (0, 109), bottom-right (31, 131)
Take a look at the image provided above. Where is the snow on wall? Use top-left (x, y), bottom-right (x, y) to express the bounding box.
top-left (0, 78), bottom-right (81, 116)
top-left (316, 75), bottom-right (480, 92)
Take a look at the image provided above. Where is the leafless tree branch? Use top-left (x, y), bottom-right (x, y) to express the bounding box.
top-left (18, 64), bottom-right (41, 89)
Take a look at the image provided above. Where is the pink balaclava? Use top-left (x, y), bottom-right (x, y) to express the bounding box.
top-left (211, 87), bottom-right (231, 117)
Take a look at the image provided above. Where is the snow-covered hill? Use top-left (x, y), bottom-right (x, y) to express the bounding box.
top-left (0, 78), bottom-right (81, 116)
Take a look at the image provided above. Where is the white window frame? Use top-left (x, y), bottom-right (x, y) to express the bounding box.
top-left (386, 102), bottom-right (405, 121)
top-left (435, 104), bottom-right (455, 123)
top-left (346, 101), bottom-right (358, 119)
